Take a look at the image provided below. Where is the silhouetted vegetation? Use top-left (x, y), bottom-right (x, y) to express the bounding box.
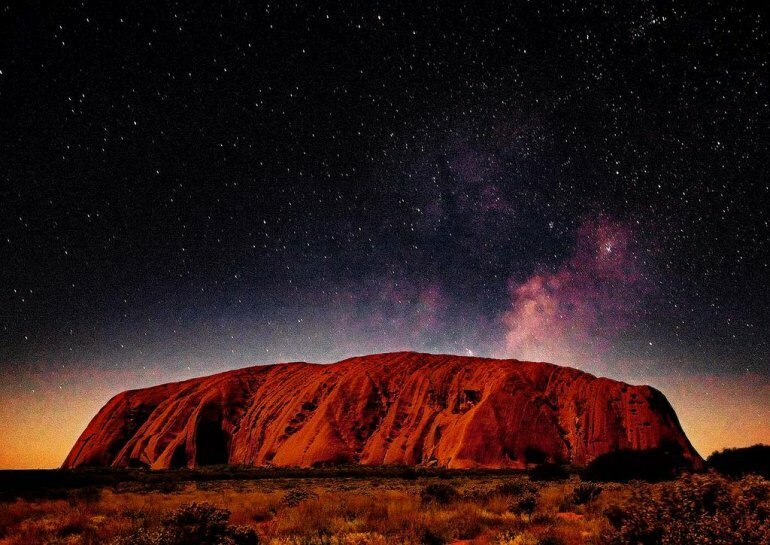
top-left (537, 537), bottom-right (565, 545)
top-left (582, 448), bottom-right (689, 482)
top-left (420, 483), bottom-right (458, 504)
top-left (507, 491), bottom-right (538, 520)
top-left (570, 482), bottom-right (602, 505)
top-left (707, 444), bottom-right (770, 478)
top-left (605, 473), bottom-right (770, 544)
top-left (281, 488), bottom-right (317, 507)
top-left (0, 466), bottom-right (524, 502)
top-left (493, 480), bottom-right (536, 497)
top-left (529, 463), bottom-right (569, 481)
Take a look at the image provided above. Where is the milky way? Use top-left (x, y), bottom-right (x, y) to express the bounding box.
top-left (504, 217), bottom-right (650, 365)
top-left (0, 1), bottom-right (768, 467)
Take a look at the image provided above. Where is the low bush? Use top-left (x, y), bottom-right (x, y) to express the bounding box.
top-left (529, 464), bottom-right (568, 482)
top-left (283, 488), bottom-right (318, 507)
top-left (494, 480), bottom-right (536, 497)
top-left (508, 492), bottom-right (538, 519)
top-left (605, 473), bottom-right (770, 545)
top-left (420, 483), bottom-right (458, 505)
top-left (67, 485), bottom-right (102, 505)
top-left (571, 483), bottom-right (602, 505)
top-left (421, 527), bottom-right (448, 545)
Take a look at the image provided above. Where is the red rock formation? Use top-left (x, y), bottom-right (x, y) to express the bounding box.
top-left (63, 352), bottom-right (702, 469)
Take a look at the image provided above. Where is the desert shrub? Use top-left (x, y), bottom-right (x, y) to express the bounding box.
top-left (420, 483), bottom-right (458, 505)
top-left (583, 448), bottom-right (687, 482)
top-left (283, 488), bottom-right (318, 507)
top-left (68, 485), bottom-right (102, 505)
top-left (571, 483), bottom-right (602, 505)
top-left (606, 473), bottom-right (770, 545)
top-left (537, 537), bottom-right (563, 545)
top-left (421, 527), bottom-right (448, 545)
top-left (250, 508), bottom-right (274, 523)
top-left (602, 504), bottom-right (626, 529)
top-left (708, 444), bottom-right (770, 478)
top-left (494, 480), bottom-right (536, 497)
top-left (115, 502), bottom-right (258, 545)
top-left (162, 501), bottom-right (232, 541)
top-left (458, 483), bottom-right (488, 501)
top-left (224, 525), bottom-right (260, 545)
top-left (508, 492), bottom-right (538, 519)
top-left (529, 464), bottom-right (568, 482)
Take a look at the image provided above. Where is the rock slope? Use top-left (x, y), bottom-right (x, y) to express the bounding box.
top-left (63, 352), bottom-right (701, 469)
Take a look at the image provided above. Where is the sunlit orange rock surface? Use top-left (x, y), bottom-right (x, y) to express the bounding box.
top-left (63, 352), bottom-right (701, 469)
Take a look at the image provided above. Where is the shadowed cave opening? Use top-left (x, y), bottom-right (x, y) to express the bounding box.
top-left (194, 405), bottom-right (230, 466)
top-left (170, 442), bottom-right (188, 468)
top-left (524, 446), bottom-right (547, 464)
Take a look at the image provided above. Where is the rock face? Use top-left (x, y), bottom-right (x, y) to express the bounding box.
top-left (63, 352), bottom-right (702, 469)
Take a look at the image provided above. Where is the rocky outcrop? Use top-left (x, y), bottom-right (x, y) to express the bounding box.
top-left (63, 352), bottom-right (702, 469)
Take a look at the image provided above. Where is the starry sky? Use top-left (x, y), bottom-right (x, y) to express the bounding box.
top-left (1, 1), bottom-right (768, 468)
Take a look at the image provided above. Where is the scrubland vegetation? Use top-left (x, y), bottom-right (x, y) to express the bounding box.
top-left (2, 447), bottom-right (769, 545)
top-left (0, 466), bottom-right (768, 545)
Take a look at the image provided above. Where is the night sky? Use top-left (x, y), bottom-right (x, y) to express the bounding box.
top-left (1, 1), bottom-right (768, 468)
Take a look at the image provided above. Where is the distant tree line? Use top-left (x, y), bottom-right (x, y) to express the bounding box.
top-left (580, 443), bottom-right (770, 482)
top-left (706, 444), bottom-right (770, 479)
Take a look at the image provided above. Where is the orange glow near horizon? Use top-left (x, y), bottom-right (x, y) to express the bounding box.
top-left (1, 364), bottom-right (767, 469)
top-left (650, 373), bottom-right (770, 459)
